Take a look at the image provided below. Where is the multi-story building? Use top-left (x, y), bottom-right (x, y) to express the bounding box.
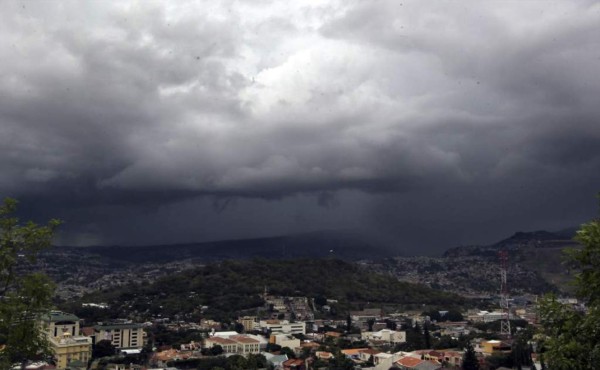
top-left (270, 334), bottom-right (300, 349)
top-left (41, 311), bottom-right (92, 370)
top-left (43, 311), bottom-right (80, 339)
top-left (50, 334), bottom-right (93, 369)
top-left (258, 320), bottom-right (306, 335)
top-left (204, 337), bottom-right (239, 353)
top-left (93, 322), bottom-right (144, 349)
top-left (204, 333), bottom-right (261, 355)
top-left (361, 329), bottom-right (406, 343)
top-left (238, 316), bottom-right (257, 332)
top-left (229, 335), bottom-right (261, 354)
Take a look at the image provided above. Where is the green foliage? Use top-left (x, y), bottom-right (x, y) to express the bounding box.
top-left (149, 324), bottom-right (206, 349)
top-left (423, 323), bottom-right (432, 349)
top-left (395, 322), bottom-right (425, 351)
top-left (328, 349), bottom-right (355, 370)
top-left (462, 342), bottom-right (479, 370)
top-left (280, 346), bottom-right (296, 359)
top-left (181, 353), bottom-right (266, 370)
top-left (423, 308), bottom-right (464, 322)
top-left (0, 198), bottom-right (60, 368)
top-left (92, 339), bottom-right (116, 358)
top-left (485, 352), bottom-right (512, 369)
top-left (433, 335), bottom-right (460, 350)
top-left (78, 259), bottom-right (465, 321)
top-left (266, 343), bottom-right (282, 352)
top-left (510, 332), bottom-right (533, 368)
top-left (538, 206), bottom-right (600, 370)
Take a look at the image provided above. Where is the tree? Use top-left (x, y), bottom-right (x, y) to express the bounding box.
top-left (538, 197), bottom-right (600, 370)
top-left (423, 323), bottom-right (432, 349)
top-left (446, 309), bottom-right (464, 322)
top-left (510, 332), bottom-right (532, 368)
top-left (366, 318), bottom-right (375, 332)
top-left (210, 344), bottom-right (224, 356)
top-left (462, 342), bottom-right (479, 370)
top-left (92, 339), bottom-right (116, 358)
top-left (245, 353), bottom-right (267, 369)
top-left (0, 198), bottom-right (61, 369)
top-left (366, 354), bottom-right (374, 367)
top-left (225, 354), bottom-right (247, 370)
top-left (234, 322), bottom-right (244, 333)
top-left (280, 346), bottom-right (296, 359)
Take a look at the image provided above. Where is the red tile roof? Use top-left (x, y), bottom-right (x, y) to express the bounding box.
top-left (397, 356), bottom-right (424, 368)
top-left (80, 327), bottom-right (94, 337)
top-left (207, 336), bottom-right (237, 345)
top-left (230, 335), bottom-right (259, 344)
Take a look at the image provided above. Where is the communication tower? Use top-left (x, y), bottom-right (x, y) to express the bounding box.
top-left (499, 250), bottom-right (511, 337)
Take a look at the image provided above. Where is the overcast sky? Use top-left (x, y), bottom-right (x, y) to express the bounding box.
top-left (1, 1), bottom-right (599, 254)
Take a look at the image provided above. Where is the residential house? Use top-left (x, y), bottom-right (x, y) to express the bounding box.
top-left (480, 340), bottom-right (512, 356)
top-left (282, 358), bottom-right (305, 370)
top-left (264, 353), bottom-right (289, 368)
top-left (358, 348), bottom-right (380, 363)
top-left (315, 351), bottom-right (334, 361)
top-left (396, 356), bottom-right (442, 370)
top-left (340, 348), bottom-right (368, 361)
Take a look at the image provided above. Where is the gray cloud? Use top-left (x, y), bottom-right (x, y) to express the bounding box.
top-left (1, 1), bottom-right (599, 251)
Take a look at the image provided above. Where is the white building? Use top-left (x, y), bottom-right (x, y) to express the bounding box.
top-left (258, 320), bottom-right (306, 335)
top-left (270, 334), bottom-right (301, 349)
top-left (362, 329), bottom-right (406, 343)
top-left (204, 334), bottom-right (261, 355)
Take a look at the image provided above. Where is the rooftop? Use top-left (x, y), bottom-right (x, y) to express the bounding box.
top-left (230, 335), bottom-right (259, 344)
top-left (206, 337), bottom-right (237, 345)
top-left (397, 356), bottom-right (424, 367)
top-left (45, 311), bottom-right (79, 323)
top-left (94, 322), bottom-right (143, 330)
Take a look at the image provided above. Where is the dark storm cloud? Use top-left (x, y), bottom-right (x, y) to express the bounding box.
top-left (1, 1), bottom-right (599, 249)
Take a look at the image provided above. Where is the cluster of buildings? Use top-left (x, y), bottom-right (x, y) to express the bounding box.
top-left (23, 293), bottom-right (548, 370)
top-left (38, 311), bottom-right (145, 370)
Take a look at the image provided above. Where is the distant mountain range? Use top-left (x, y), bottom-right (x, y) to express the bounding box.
top-left (54, 227), bottom-right (580, 265)
top-left (443, 229), bottom-right (579, 258)
top-left (57, 230), bottom-right (396, 264)
top-left (45, 227), bottom-right (581, 300)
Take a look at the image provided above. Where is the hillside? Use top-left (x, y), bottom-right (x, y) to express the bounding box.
top-left (68, 259), bottom-right (466, 322)
top-left (74, 230), bottom-right (394, 264)
top-left (443, 230), bottom-right (578, 258)
top-left (365, 229), bottom-right (581, 297)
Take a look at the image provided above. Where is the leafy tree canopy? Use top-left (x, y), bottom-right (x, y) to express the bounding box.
top-left (538, 195), bottom-right (600, 369)
top-left (0, 198), bottom-right (60, 369)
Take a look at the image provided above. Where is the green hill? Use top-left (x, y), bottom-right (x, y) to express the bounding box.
top-left (72, 259), bottom-right (465, 322)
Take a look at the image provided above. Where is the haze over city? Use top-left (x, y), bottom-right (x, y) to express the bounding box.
top-left (1, 1), bottom-right (599, 254)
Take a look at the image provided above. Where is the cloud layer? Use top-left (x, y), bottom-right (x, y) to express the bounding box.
top-left (1, 1), bottom-right (599, 251)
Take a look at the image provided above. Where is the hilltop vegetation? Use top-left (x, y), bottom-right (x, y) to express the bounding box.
top-left (66, 259), bottom-right (465, 322)
top-left (41, 228), bottom-right (578, 302)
